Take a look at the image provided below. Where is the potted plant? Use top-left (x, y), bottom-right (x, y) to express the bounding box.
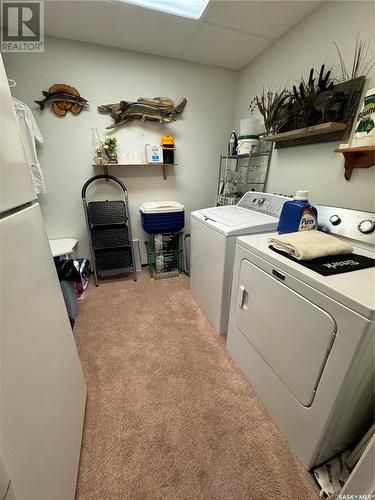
top-left (102, 136), bottom-right (118, 163)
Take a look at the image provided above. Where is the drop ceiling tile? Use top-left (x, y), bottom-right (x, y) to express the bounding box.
top-left (45, 0), bottom-right (197, 58)
top-left (204, 0), bottom-right (322, 39)
top-left (182, 22), bottom-right (273, 70)
top-left (43, 0), bottom-right (324, 69)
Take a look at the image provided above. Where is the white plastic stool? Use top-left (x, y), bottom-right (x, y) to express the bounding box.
top-left (49, 238), bottom-right (78, 259)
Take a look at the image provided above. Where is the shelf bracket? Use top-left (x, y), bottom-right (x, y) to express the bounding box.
top-left (341, 150), bottom-right (375, 181)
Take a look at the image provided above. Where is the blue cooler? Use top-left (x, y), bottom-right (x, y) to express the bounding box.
top-left (140, 201), bottom-right (185, 234)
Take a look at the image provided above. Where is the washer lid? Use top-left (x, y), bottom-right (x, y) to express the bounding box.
top-left (191, 206), bottom-right (279, 236)
top-left (236, 232), bottom-right (375, 320)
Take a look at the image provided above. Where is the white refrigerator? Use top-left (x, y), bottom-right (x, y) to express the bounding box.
top-left (0, 55), bottom-right (87, 499)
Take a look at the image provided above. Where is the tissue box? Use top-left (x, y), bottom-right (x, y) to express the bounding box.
top-left (145, 144), bottom-right (163, 164)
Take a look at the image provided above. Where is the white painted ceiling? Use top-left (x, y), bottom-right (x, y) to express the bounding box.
top-left (44, 0), bottom-right (322, 70)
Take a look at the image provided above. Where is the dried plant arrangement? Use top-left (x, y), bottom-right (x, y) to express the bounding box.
top-left (291, 65), bottom-right (336, 127)
top-left (333, 35), bottom-right (375, 82)
top-left (249, 89), bottom-right (288, 134)
top-left (332, 36), bottom-right (374, 123)
top-left (247, 37), bottom-right (370, 147)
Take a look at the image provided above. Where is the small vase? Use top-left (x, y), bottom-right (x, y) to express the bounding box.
top-left (91, 128), bottom-right (101, 152)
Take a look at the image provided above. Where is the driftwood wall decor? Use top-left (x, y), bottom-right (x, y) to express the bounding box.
top-left (98, 97), bottom-right (187, 129)
top-left (35, 84), bottom-right (89, 116)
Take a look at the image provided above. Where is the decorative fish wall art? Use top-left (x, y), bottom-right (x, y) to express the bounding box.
top-left (98, 97), bottom-right (187, 129)
top-left (35, 84), bottom-right (89, 116)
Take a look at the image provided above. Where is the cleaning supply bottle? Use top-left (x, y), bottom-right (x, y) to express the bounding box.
top-left (228, 130), bottom-right (238, 156)
top-left (277, 191), bottom-right (317, 234)
top-left (351, 88), bottom-right (375, 147)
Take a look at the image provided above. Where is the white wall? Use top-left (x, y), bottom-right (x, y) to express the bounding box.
top-left (3, 36), bottom-right (236, 261)
top-left (4, 1), bottom-right (374, 267)
top-left (235, 1), bottom-right (375, 211)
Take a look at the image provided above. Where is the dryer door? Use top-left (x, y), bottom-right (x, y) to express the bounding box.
top-left (235, 259), bottom-right (336, 406)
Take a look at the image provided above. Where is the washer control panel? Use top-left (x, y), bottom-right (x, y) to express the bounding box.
top-left (316, 205), bottom-right (375, 245)
top-left (238, 192), bottom-right (290, 217)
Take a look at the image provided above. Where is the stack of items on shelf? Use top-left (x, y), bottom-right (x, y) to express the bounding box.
top-left (140, 201), bottom-right (184, 279)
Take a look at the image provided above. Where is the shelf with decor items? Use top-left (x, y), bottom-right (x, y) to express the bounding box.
top-left (334, 146), bottom-right (375, 181)
top-left (93, 163), bottom-right (177, 180)
top-left (252, 69), bottom-right (365, 149)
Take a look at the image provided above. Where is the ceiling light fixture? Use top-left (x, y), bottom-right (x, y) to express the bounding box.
top-left (119, 0), bottom-right (209, 19)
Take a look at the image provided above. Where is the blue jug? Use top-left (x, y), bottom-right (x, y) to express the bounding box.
top-left (277, 191), bottom-right (317, 234)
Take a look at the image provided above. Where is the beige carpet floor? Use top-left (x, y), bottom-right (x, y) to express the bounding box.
top-left (73, 270), bottom-right (319, 500)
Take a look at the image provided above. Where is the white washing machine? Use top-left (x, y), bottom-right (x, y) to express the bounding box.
top-left (227, 205), bottom-right (375, 469)
top-left (190, 192), bottom-right (288, 334)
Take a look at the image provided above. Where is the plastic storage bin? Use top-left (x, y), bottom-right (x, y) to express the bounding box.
top-left (140, 201), bottom-right (184, 234)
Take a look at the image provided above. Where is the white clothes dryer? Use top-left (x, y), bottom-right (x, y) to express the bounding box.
top-left (227, 205), bottom-right (375, 469)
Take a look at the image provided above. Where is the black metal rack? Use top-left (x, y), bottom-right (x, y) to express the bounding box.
top-left (81, 174), bottom-right (137, 286)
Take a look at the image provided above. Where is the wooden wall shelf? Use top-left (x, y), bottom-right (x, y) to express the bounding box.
top-left (334, 146), bottom-right (375, 181)
top-left (93, 163), bottom-right (177, 180)
top-left (264, 122), bottom-right (348, 149)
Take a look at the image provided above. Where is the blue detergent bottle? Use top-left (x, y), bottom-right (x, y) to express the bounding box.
top-left (277, 190), bottom-right (318, 234)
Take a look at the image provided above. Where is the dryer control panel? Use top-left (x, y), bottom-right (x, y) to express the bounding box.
top-left (238, 192), bottom-right (289, 217)
top-left (316, 205), bottom-right (375, 247)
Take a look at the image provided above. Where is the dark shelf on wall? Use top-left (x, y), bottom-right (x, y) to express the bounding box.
top-left (262, 76), bottom-right (365, 149)
top-left (264, 122), bottom-right (348, 148)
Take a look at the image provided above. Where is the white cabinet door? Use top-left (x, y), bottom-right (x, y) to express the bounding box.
top-left (235, 259), bottom-right (336, 406)
top-left (0, 54), bottom-right (36, 212)
top-left (0, 203), bottom-right (86, 500)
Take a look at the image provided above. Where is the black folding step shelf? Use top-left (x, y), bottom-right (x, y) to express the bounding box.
top-left (82, 175), bottom-right (137, 286)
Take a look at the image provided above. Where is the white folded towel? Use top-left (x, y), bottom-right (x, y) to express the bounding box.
top-left (268, 230), bottom-right (353, 261)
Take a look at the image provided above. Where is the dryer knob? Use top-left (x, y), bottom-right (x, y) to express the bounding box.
top-left (329, 215), bottom-right (341, 226)
top-left (358, 219), bottom-right (375, 234)
top-left (257, 198), bottom-right (265, 206)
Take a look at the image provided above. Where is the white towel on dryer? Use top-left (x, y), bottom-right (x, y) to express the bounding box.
top-left (268, 230), bottom-right (353, 261)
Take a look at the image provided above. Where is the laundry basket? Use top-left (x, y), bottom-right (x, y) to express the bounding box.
top-left (81, 174), bottom-right (137, 286)
top-left (146, 233), bottom-right (183, 280)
